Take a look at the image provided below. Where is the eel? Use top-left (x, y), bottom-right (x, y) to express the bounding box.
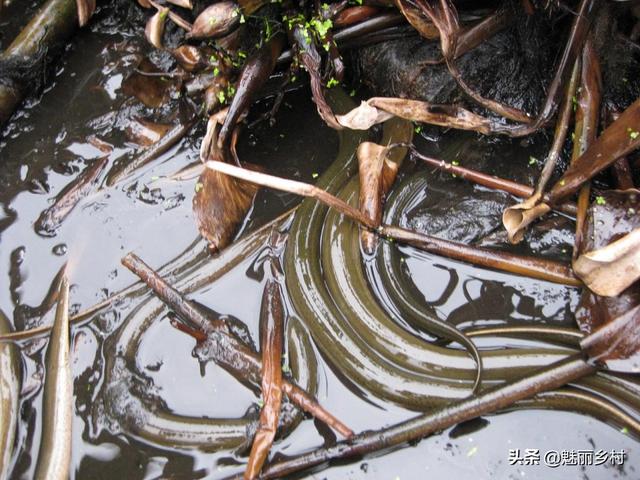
top-left (34, 276), bottom-right (72, 480)
top-left (282, 88), bottom-right (640, 418)
top-left (91, 89), bottom-right (640, 451)
top-left (0, 309), bottom-right (20, 479)
top-left (93, 214), bottom-right (317, 450)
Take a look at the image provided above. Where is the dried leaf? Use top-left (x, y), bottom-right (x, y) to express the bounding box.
top-left (395, 0), bottom-right (440, 40)
top-left (244, 278), bottom-right (284, 479)
top-left (574, 228), bottom-right (640, 297)
top-left (199, 109), bottom-right (230, 162)
top-left (145, 7), bottom-right (169, 49)
top-left (76, 0), bottom-right (96, 27)
top-left (125, 118), bottom-right (172, 146)
top-left (166, 0), bottom-right (192, 9)
top-left (357, 117), bottom-right (412, 254)
top-left (335, 101), bottom-right (392, 130)
top-left (574, 189), bottom-right (640, 371)
top-left (187, 1), bottom-right (240, 39)
top-left (502, 193), bottom-right (552, 244)
top-left (573, 190), bottom-right (640, 296)
top-left (547, 97), bottom-right (640, 205)
top-left (192, 167), bottom-right (259, 252)
top-left (358, 142), bottom-right (387, 254)
top-left (336, 97), bottom-right (494, 133)
top-left (121, 58), bottom-right (176, 108)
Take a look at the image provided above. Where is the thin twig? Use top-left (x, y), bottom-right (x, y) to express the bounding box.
top-left (122, 253), bottom-right (354, 438)
top-left (206, 161), bottom-right (581, 286)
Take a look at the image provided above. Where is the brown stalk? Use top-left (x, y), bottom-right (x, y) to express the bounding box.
top-left (452, 7), bottom-right (510, 61)
top-left (608, 112), bottom-right (635, 190)
top-left (502, 36), bottom-right (600, 244)
top-left (413, 0), bottom-right (530, 123)
top-left (509, 0), bottom-right (597, 136)
top-left (206, 161), bottom-right (581, 286)
top-left (571, 38), bottom-right (601, 258)
top-left (534, 59), bottom-right (581, 197)
top-left (410, 148), bottom-right (577, 217)
top-left (546, 97), bottom-right (640, 206)
top-left (228, 355), bottom-right (596, 480)
top-left (244, 277), bottom-right (284, 480)
top-left (241, 294), bottom-right (640, 479)
top-left (121, 253), bottom-right (354, 438)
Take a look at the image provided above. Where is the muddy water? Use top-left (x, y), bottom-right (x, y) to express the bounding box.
top-left (0, 10), bottom-right (639, 480)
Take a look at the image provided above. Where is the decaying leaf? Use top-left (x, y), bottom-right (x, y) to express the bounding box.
top-left (574, 228), bottom-right (640, 297)
top-left (199, 108), bottom-right (230, 162)
top-left (125, 118), bottom-right (172, 146)
top-left (244, 276), bottom-right (284, 479)
top-left (573, 189), bottom-right (640, 372)
top-left (121, 58), bottom-right (177, 108)
top-left (394, 0), bottom-right (440, 40)
top-left (358, 142), bottom-right (388, 254)
top-left (336, 97), bottom-right (493, 134)
top-left (166, 0), bottom-right (192, 9)
top-left (573, 190), bottom-right (640, 296)
top-left (145, 7), bottom-right (169, 49)
top-left (502, 193), bottom-right (552, 244)
top-left (336, 101), bottom-right (392, 130)
top-left (171, 45), bottom-right (207, 72)
top-left (192, 167), bottom-right (259, 252)
top-left (76, 0), bottom-right (96, 27)
top-left (356, 119), bottom-right (412, 255)
top-left (187, 1), bottom-right (240, 39)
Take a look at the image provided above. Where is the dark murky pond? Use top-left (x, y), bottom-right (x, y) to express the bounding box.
top-left (1, 6), bottom-right (639, 480)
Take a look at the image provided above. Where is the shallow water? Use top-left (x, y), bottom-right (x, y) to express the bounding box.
top-left (0, 8), bottom-right (639, 480)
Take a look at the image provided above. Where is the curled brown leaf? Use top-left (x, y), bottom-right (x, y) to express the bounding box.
top-left (171, 45), bottom-right (207, 72)
top-left (188, 1), bottom-right (240, 39)
top-left (244, 278), bottom-right (284, 479)
top-left (145, 7), bottom-right (169, 49)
